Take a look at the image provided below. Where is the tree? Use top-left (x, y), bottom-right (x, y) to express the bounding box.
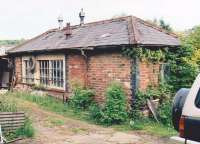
top-left (147, 18), bottom-right (173, 32)
top-left (166, 26), bottom-right (200, 90)
top-left (188, 26), bottom-right (200, 65)
top-left (0, 39), bottom-right (25, 46)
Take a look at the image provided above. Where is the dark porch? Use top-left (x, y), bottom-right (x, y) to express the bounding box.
top-left (0, 58), bottom-right (10, 89)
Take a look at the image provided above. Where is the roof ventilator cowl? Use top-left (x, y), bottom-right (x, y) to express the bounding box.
top-left (79, 8), bottom-right (85, 26)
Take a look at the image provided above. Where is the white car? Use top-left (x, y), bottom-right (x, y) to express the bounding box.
top-left (172, 74), bottom-right (200, 142)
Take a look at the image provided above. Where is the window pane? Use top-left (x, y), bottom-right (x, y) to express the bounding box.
top-left (39, 60), bottom-right (64, 88)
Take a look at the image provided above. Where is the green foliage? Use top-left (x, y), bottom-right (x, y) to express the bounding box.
top-left (4, 91), bottom-right (176, 137)
top-left (32, 84), bottom-right (46, 90)
top-left (129, 120), bottom-right (144, 130)
top-left (15, 118), bottom-right (34, 138)
top-left (0, 39), bottom-right (25, 46)
top-left (9, 91), bottom-right (89, 121)
top-left (69, 85), bottom-right (95, 110)
top-left (123, 47), bottom-right (166, 63)
top-left (133, 83), bottom-right (172, 110)
top-left (5, 118), bottom-right (34, 141)
top-left (159, 19), bottom-right (173, 32)
top-left (166, 39), bottom-right (199, 90)
top-left (0, 94), bottom-right (34, 140)
top-left (130, 83), bottom-right (173, 127)
top-left (157, 100), bottom-right (172, 126)
top-left (89, 103), bottom-right (103, 123)
top-left (0, 95), bottom-right (18, 112)
top-left (90, 82), bottom-right (128, 125)
top-left (47, 117), bottom-right (65, 127)
top-left (188, 26), bottom-right (200, 51)
top-left (13, 92), bottom-right (68, 113)
top-left (123, 26), bottom-right (200, 91)
top-left (148, 18), bottom-right (173, 32)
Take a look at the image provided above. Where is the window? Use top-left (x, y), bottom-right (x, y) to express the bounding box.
top-left (39, 60), bottom-right (64, 88)
top-left (23, 60), bottom-right (34, 84)
top-left (39, 60), bottom-right (49, 85)
top-left (195, 88), bottom-right (200, 108)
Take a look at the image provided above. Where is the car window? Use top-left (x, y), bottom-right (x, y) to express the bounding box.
top-left (195, 88), bottom-right (200, 108)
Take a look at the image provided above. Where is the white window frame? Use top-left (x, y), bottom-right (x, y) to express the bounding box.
top-left (37, 55), bottom-right (66, 90)
top-left (22, 55), bottom-right (66, 91)
top-left (39, 60), bottom-right (65, 89)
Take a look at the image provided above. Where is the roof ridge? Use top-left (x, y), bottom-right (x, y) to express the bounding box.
top-left (71, 16), bottom-right (131, 29)
top-left (131, 16), bottom-right (141, 44)
top-left (127, 16), bottom-right (136, 44)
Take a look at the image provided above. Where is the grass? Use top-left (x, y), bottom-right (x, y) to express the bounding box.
top-left (15, 118), bottom-right (35, 138)
top-left (71, 127), bottom-right (88, 134)
top-left (6, 91), bottom-right (90, 122)
top-left (112, 120), bottom-right (177, 137)
top-left (0, 94), bottom-right (34, 140)
top-left (2, 91), bottom-right (177, 137)
top-left (46, 117), bottom-right (65, 127)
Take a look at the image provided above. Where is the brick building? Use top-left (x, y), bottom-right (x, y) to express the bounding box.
top-left (7, 15), bottom-right (180, 104)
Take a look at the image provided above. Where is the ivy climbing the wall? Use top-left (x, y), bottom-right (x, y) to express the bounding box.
top-left (122, 44), bottom-right (199, 91)
top-left (122, 47), bottom-right (166, 63)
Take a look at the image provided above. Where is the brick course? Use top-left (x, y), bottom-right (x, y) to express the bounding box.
top-left (66, 54), bottom-right (87, 94)
top-left (139, 61), bottom-right (160, 90)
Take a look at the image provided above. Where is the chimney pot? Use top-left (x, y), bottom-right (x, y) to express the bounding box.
top-left (64, 23), bottom-right (72, 38)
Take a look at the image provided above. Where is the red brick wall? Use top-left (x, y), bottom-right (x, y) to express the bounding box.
top-left (139, 61), bottom-right (160, 90)
top-left (15, 57), bottom-right (22, 83)
top-left (67, 54), bottom-right (87, 94)
top-left (13, 52), bottom-right (161, 104)
top-left (87, 52), bottom-right (132, 103)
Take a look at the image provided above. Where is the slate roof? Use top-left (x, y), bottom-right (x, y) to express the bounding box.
top-left (8, 16), bottom-right (180, 54)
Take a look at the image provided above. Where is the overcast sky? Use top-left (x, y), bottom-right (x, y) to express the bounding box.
top-left (0, 0), bottom-right (200, 39)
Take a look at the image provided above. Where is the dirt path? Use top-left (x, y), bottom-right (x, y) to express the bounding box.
top-left (14, 100), bottom-right (178, 144)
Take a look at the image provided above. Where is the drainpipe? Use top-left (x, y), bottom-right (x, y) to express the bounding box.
top-left (80, 48), bottom-right (89, 87)
top-left (131, 57), bottom-right (140, 109)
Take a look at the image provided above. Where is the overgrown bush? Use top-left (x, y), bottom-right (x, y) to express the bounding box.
top-left (15, 118), bottom-right (35, 138)
top-left (90, 82), bottom-right (128, 125)
top-left (69, 84), bottom-right (94, 110)
top-left (132, 83), bottom-right (172, 118)
top-left (4, 118), bottom-right (34, 141)
top-left (131, 83), bottom-right (173, 127)
top-left (89, 103), bottom-right (103, 123)
top-left (157, 100), bottom-right (173, 126)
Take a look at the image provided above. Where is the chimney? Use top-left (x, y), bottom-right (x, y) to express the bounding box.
top-left (57, 15), bottom-right (64, 30)
top-left (79, 8), bottom-right (85, 26)
top-left (64, 23), bottom-right (72, 38)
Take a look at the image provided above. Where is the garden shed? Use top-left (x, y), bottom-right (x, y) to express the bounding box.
top-left (7, 15), bottom-right (180, 104)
